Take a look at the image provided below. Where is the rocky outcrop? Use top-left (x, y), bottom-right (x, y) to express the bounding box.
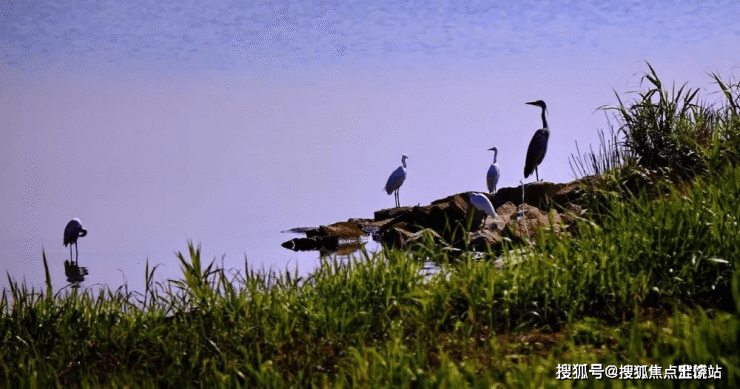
top-left (282, 179), bottom-right (592, 255)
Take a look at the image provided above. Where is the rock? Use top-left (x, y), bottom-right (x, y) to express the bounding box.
top-left (379, 226), bottom-right (416, 249)
top-left (498, 203), bottom-right (563, 246)
top-left (283, 177), bottom-right (595, 255)
top-left (318, 221), bottom-right (365, 239)
top-left (380, 227), bottom-right (446, 249)
top-left (376, 193), bottom-right (473, 240)
top-left (281, 236), bottom-right (339, 251)
top-left (492, 179), bottom-right (590, 210)
top-left (468, 229), bottom-right (501, 251)
top-left (374, 206), bottom-right (415, 221)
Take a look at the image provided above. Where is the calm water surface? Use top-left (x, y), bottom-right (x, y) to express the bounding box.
top-left (1, 0), bottom-right (738, 293)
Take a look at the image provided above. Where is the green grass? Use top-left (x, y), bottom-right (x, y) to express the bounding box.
top-left (571, 62), bottom-right (740, 196)
top-left (2, 164), bottom-right (739, 387)
top-left (2, 65), bottom-right (740, 387)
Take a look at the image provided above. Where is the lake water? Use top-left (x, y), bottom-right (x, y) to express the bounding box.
top-left (2, 0), bottom-right (739, 294)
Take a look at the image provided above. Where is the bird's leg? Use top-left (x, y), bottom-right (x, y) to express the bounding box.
top-left (75, 242), bottom-right (79, 264)
top-left (70, 245), bottom-right (73, 262)
top-left (536, 168), bottom-right (540, 182)
top-left (520, 179), bottom-right (526, 204)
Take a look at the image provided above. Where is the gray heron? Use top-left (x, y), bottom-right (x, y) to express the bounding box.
top-left (487, 147), bottom-right (500, 194)
top-left (64, 218), bottom-right (87, 262)
top-left (384, 154), bottom-right (408, 207)
top-left (524, 100), bottom-right (549, 182)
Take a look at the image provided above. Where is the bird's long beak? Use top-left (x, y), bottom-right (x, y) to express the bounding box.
top-left (525, 101), bottom-right (537, 106)
top-left (79, 229), bottom-right (88, 237)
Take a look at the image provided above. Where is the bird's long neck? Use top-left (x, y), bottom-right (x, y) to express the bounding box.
top-left (492, 150), bottom-right (498, 164)
top-left (540, 107), bottom-right (548, 131)
top-left (402, 157), bottom-right (407, 168)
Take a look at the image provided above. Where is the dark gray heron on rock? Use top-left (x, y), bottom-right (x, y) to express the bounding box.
top-left (487, 147), bottom-right (500, 194)
top-left (384, 154), bottom-right (408, 207)
top-left (524, 100), bottom-right (549, 182)
top-left (64, 218), bottom-right (87, 262)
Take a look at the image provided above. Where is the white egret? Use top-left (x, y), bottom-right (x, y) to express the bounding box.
top-left (64, 218), bottom-right (87, 262)
top-left (469, 192), bottom-right (498, 221)
top-left (383, 154), bottom-right (408, 207)
top-left (487, 147), bottom-right (500, 194)
top-left (524, 100), bottom-right (549, 182)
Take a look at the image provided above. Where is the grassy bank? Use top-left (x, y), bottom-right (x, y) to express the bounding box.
top-left (2, 65), bottom-right (740, 387)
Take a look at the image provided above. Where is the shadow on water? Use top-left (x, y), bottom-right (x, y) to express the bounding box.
top-left (281, 232), bottom-right (368, 258)
top-left (63, 260), bottom-right (89, 286)
top-left (281, 225), bottom-right (372, 257)
top-left (281, 226), bottom-right (440, 276)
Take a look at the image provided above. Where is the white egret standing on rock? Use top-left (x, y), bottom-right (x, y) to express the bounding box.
top-left (524, 100), bottom-right (549, 182)
top-left (64, 218), bottom-right (87, 262)
top-left (487, 147), bottom-right (500, 194)
top-left (384, 154), bottom-right (408, 208)
top-left (469, 192), bottom-right (498, 229)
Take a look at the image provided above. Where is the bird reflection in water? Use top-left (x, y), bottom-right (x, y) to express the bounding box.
top-left (64, 259), bottom-right (89, 286)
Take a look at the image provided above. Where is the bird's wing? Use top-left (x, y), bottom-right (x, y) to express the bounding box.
top-left (63, 219), bottom-right (84, 245)
top-left (470, 193), bottom-right (497, 217)
top-left (487, 164), bottom-right (499, 192)
top-left (385, 166), bottom-right (407, 194)
top-left (63, 221), bottom-right (75, 246)
top-left (524, 129), bottom-right (549, 178)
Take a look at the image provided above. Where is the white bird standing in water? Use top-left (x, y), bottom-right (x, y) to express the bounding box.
top-left (524, 100), bottom-right (549, 182)
top-left (384, 155), bottom-right (408, 208)
top-left (487, 146), bottom-right (500, 194)
top-left (64, 218), bottom-right (87, 262)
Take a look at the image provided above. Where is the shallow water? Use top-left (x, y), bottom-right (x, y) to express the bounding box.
top-left (1, 0), bottom-right (739, 294)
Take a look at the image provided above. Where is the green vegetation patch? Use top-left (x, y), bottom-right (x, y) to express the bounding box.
top-left (2, 64), bottom-right (740, 387)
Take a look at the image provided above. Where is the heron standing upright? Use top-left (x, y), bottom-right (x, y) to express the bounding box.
top-left (524, 100), bottom-right (549, 182)
top-left (64, 218), bottom-right (87, 263)
top-left (384, 154), bottom-right (408, 208)
top-left (487, 146), bottom-right (500, 194)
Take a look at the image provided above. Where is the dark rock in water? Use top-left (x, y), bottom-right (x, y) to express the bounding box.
top-left (281, 236), bottom-right (339, 251)
top-left (282, 226), bottom-right (321, 234)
